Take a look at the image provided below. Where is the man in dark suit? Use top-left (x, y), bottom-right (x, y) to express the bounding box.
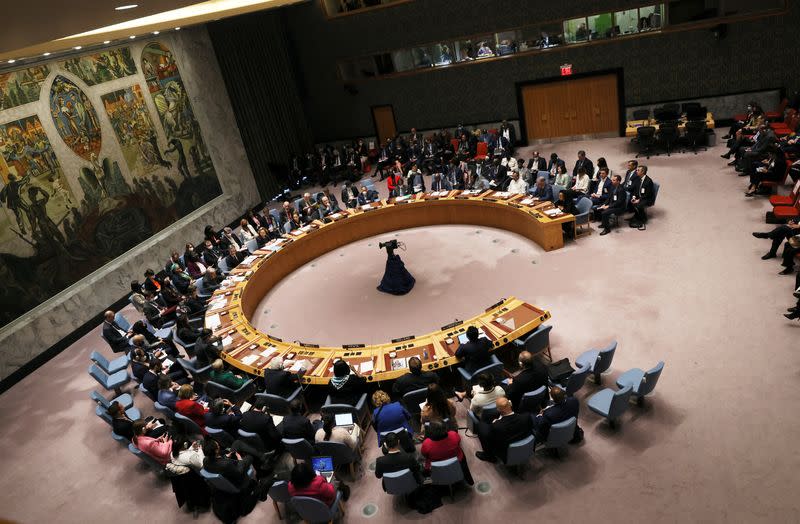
top-left (528, 151), bottom-right (547, 171)
top-left (499, 120), bottom-right (516, 150)
top-left (503, 351), bottom-right (548, 410)
top-left (317, 195), bottom-right (340, 220)
top-left (630, 165), bottom-right (655, 228)
top-left (529, 176), bottom-right (554, 201)
top-left (262, 357), bottom-right (302, 398)
top-left (220, 227), bottom-right (244, 252)
top-left (533, 386), bottom-right (579, 442)
top-left (455, 325), bottom-right (492, 374)
top-left (201, 240), bottom-right (221, 268)
top-left (572, 150), bottom-right (594, 179)
top-left (202, 439), bottom-right (269, 500)
top-left (475, 397), bottom-right (534, 463)
top-left (590, 167), bottom-right (613, 206)
top-left (341, 182), bottom-right (358, 208)
top-left (239, 402), bottom-right (282, 452)
top-left (622, 159), bottom-right (638, 186)
top-left (278, 200), bottom-right (294, 226)
top-left (375, 432), bottom-right (422, 488)
top-left (279, 399), bottom-right (318, 444)
top-left (193, 329), bottom-right (222, 368)
top-left (298, 192), bottom-right (319, 221)
top-left (356, 186), bottom-right (379, 206)
top-left (102, 310), bottom-right (132, 352)
top-left (392, 356), bottom-right (439, 397)
top-left (598, 175), bottom-right (627, 236)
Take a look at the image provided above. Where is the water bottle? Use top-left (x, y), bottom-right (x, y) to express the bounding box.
top-left (422, 348), bottom-right (429, 361)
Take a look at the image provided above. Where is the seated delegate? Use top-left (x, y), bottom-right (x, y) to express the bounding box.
top-left (475, 397), bottom-right (533, 463)
top-left (372, 390), bottom-right (415, 451)
top-left (420, 421), bottom-right (474, 485)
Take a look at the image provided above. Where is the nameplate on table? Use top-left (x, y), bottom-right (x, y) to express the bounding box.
top-left (299, 342), bottom-right (320, 348)
top-left (342, 344), bottom-right (366, 349)
top-left (485, 299), bottom-right (506, 312)
top-left (391, 335), bottom-right (415, 343)
top-left (440, 320), bottom-right (463, 330)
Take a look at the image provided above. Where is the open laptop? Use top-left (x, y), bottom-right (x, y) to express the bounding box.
top-left (334, 413), bottom-right (354, 427)
top-left (311, 456), bottom-right (335, 482)
top-left (457, 327), bottom-right (488, 345)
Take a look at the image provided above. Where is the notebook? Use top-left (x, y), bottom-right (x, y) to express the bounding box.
top-left (312, 456), bottom-right (335, 482)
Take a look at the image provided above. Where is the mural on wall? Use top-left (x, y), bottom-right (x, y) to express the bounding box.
top-left (141, 42), bottom-right (216, 181)
top-left (49, 76), bottom-right (102, 161)
top-left (61, 48), bottom-right (137, 86)
top-left (0, 115), bottom-right (73, 246)
top-left (0, 43), bottom-right (223, 330)
top-left (0, 66), bottom-right (51, 111)
top-left (102, 85), bottom-right (168, 178)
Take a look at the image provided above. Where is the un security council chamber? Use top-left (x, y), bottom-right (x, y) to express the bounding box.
top-left (0, 1), bottom-right (798, 523)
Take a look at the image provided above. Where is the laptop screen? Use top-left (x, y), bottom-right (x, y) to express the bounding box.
top-left (334, 413), bottom-right (353, 426)
top-left (312, 456), bottom-right (334, 472)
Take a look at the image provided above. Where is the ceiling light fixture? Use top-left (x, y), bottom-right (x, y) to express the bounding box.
top-left (115, 4), bottom-right (139, 10)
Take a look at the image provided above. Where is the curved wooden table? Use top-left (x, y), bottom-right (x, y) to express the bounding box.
top-left (205, 189), bottom-right (569, 385)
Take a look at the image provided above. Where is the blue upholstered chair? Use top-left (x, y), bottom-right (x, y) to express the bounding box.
top-left (88, 364), bottom-right (130, 396)
top-left (430, 457), bottom-right (464, 501)
top-left (467, 402), bottom-right (498, 433)
top-left (177, 357), bottom-right (212, 383)
top-left (457, 354), bottom-right (505, 383)
top-left (382, 468), bottom-right (419, 496)
top-left (268, 480), bottom-right (291, 519)
top-left (292, 492), bottom-right (344, 523)
top-left (199, 468), bottom-right (240, 494)
top-left (111, 431), bottom-right (130, 445)
top-left (518, 385), bottom-right (549, 413)
top-left (574, 197), bottom-right (594, 237)
top-left (90, 351), bottom-right (130, 375)
top-left (95, 403), bottom-right (141, 425)
top-left (541, 416), bottom-right (577, 457)
top-left (171, 328), bottom-right (196, 355)
top-left (575, 340), bottom-right (617, 385)
top-left (401, 387), bottom-right (429, 415)
top-left (316, 440), bottom-right (361, 478)
top-left (173, 412), bottom-right (204, 436)
top-left (128, 443), bottom-right (165, 474)
top-left (321, 393), bottom-right (369, 428)
top-left (559, 362), bottom-right (591, 397)
top-left (90, 389), bottom-right (133, 411)
top-left (114, 312), bottom-right (132, 332)
top-left (205, 378), bottom-right (256, 405)
top-left (615, 361), bottom-right (664, 406)
top-left (587, 384), bottom-right (633, 428)
top-left (512, 324), bottom-right (553, 361)
top-left (205, 426), bottom-right (235, 448)
top-left (153, 401), bottom-right (176, 420)
top-left (254, 387), bottom-right (303, 416)
top-left (138, 382), bottom-right (157, 402)
top-left (282, 437), bottom-right (315, 465)
top-left (501, 434), bottom-right (535, 476)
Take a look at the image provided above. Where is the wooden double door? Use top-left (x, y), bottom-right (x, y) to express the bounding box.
top-left (520, 73), bottom-right (620, 142)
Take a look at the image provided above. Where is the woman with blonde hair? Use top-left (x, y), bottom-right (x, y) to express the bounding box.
top-left (371, 389), bottom-right (415, 451)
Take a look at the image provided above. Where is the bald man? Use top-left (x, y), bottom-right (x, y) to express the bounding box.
top-left (101, 310), bottom-right (156, 353)
top-left (475, 396), bottom-right (534, 463)
top-left (502, 350), bottom-right (548, 409)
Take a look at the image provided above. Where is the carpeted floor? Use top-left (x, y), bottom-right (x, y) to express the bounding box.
top-left (1, 136), bottom-right (798, 524)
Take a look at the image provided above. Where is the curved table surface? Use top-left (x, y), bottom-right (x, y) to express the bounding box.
top-left (205, 189), bottom-right (569, 385)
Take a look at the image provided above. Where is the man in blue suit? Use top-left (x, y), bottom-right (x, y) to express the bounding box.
top-left (532, 386), bottom-right (579, 442)
top-left (598, 175), bottom-right (627, 236)
top-left (528, 176), bottom-right (554, 201)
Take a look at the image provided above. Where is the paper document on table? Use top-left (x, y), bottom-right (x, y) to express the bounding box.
top-left (240, 354), bottom-right (258, 366)
top-left (206, 314), bottom-right (221, 330)
top-left (290, 359), bottom-right (312, 372)
top-left (520, 198), bottom-right (534, 205)
top-left (270, 414), bottom-right (284, 426)
top-left (260, 346), bottom-right (277, 357)
top-left (161, 358), bottom-right (174, 370)
top-left (359, 360), bottom-right (374, 374)
top-left (241, 255), bottom-right (258, 266)
top-left (457, 328), bottom-right (488, 345)
top-left (240, 401), bottom-right (252, 413)
top-left (496, 317), bottom-right (516, 330)
top-left (544, 208), bottom-right (563, 217)
top-left (391, 357), bottom-right (407, 371)
top-left (361, 204), bottom-right (372, 210)
top-left (396, 195), bottom-right (411, 201)
top-left (221, 335), bottom-right (234, 347)
top-left (331, 213), bottom-right (341, 219)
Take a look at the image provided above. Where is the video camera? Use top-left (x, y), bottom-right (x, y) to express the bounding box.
top-left (378, 240), bottom-right (398, 251)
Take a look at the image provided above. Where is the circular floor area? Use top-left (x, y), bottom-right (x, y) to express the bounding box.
top-left (251, 224), bottom-right (547, 345)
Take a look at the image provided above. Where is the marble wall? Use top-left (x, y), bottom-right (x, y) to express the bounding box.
top-left (0, 26), bottom-right (259, 384)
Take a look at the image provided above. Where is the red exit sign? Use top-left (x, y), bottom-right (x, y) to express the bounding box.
top-left (560, 63), bottom-right (573, 76)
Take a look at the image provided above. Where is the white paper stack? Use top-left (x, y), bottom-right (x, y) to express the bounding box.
top-left (359, 360), bottom-right (374, 374)
top-left (259, 346), bottom-right (277, 358)
top-left (361, 204), bottom-right (372, 210)
top-left (241, 255), bottom-right (258, 266)
top-left (240, 354), bottom-right (258, 365)
top-left (206, 314), bottom-right (221, 330)
top-left (221, 335), bottom-right (234, 347)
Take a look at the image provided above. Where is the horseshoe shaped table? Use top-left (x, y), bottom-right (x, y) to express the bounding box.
top-left (205, 189), bottom-right (571, 385)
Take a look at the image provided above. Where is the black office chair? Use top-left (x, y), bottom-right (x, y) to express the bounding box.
top-left (685, 105), bottom-right (707, 122)
top-left (663, 103), bottom-right (680, 114)
top-left (683, 120), bottom-right (707, 154)
top-left (657, 123), bottom-right (680, 156)
top-left (632, 109), bottom-right (650, 120)
top-left (681, 102), bottom-right (701, 113)
top-left (635, 126), bottom-right (657, 159)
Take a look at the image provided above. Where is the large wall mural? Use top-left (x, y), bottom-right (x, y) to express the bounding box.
top-left (49, 75), bottom-right (103, 161)
top-left (0, 66), bottom-right (50, 111)
top-left (0, 41), bottom-right (223, 329)
top-left (61, 48), bottom-right (137, 86)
